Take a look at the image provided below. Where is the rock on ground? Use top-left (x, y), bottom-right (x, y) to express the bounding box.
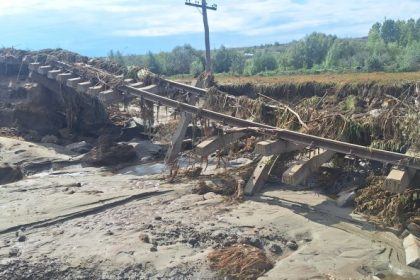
top-left (81, 139), bottom-right (137, 167)
top-left (0, 163), bottom-right (23, 185)
top-left (65, 141), bottom-right (93, 154)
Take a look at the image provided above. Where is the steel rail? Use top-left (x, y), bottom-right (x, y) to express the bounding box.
top-left (52, 60), bottom-right (208, 95)
top-left (162, 79), bottom-right (207, 95)
top-left (122, 85), bottom-right (420, 170)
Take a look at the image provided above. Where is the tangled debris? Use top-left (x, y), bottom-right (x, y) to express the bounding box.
top-left (88, 58), bottom-right (126, 76)
top-left (0, 47), bottom-right (88, 64)
top-left (208, 244), bottom-right (274, 280)
top-left (354, 177), bottom-right (420, 229)
top-left (195, 71), bottom-right (216, 88)
top-left (203, 84), bottom-right (420, 152)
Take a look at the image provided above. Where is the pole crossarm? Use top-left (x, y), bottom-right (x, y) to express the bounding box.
top-left (185, 1), bottom-right (217, 10)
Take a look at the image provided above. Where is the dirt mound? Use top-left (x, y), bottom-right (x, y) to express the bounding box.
top-left (354, 177), bottom-right (420, 229)
top-left (208, 244), bottom-right (273, 280)
top-left (81, 136), bottom-right (137, 167)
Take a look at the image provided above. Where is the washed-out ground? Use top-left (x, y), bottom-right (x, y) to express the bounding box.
top-left (0, 137), bottom-right (419, 280)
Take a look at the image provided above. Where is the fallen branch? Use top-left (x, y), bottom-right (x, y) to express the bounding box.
top-left (256, 92), bottom-right (309, 131)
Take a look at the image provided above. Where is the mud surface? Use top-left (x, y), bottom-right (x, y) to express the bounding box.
top-left (0, 137), bottom-right (419, 279)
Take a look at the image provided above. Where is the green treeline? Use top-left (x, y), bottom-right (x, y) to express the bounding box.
top-left (109, 18), bottom-right (420, 76)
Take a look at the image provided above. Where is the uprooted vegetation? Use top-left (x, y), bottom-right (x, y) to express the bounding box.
top-left (203, 80), bottom-right (420, 152)
top-left (355, 176), bottom-right (420, 230)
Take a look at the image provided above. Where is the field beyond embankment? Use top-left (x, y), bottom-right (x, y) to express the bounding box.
top-left (174, 71), bottom-right (420, 86)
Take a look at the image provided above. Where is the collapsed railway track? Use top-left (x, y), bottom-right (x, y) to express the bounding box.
top-left (24, 61), bottom-right (420, 167)
top-left (1, 54), bottom-right (419, 194)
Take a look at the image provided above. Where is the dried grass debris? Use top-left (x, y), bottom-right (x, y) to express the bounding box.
top-left (354, 176), bottom-right (420, 229)
top-left (208, 244), bottom-right (273, 280)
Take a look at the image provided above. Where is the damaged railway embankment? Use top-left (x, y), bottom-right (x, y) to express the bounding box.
top-left (0, 48), bottom-right (115, 141)
top-left (208, 76), bottom-right (420, 152)
top-left (1, 48), bottom-right (420, 278)
top-left (218, 78), bottom-right (418, 100)
top-left (0, 48), bottom-right (144, 183)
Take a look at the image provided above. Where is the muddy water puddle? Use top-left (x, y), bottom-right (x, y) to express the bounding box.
top-left (119, 157), bottom-right (253, 177)
top-left (120, 162), bottom-right (167, 176)
top-left (27, 164), bottom-right (103, 178)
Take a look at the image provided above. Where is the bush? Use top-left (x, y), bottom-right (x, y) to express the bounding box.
top-left (398, 42), bottom-right (420, 71)
top-left (190, 59), bottom-right (204, 77)
top-left (366, 55), bottom-right (383, 71)
top-left (230, 53), bottom-right (246, 75)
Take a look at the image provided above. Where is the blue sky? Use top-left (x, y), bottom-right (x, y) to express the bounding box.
top-left (1, 0), bottom-right (419, 56)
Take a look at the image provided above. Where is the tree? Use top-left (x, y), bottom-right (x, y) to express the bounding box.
top-left (284, 41), bottom-right (307, 69)
top-left (304, 32), bottom-right (336, 67)
top-left (108, 50), bottom-right (115, 61)
top-left (106, 17), bottom-right (420, 76)
top-left (213, 45), bottom-right (232, 73)
top-left (114, 50), bottom-right (125, 66)
top-left (325, 40), bottom-right (357, 67)
top-left (145, 51), bottom-right (161, 73)
top-left (399, 41), bottom-right (420, 71)
top-left (381, 19), bottom-right (399, 43)
top-left (417, 19), bottom-right (420, 39)
top-left (282, 32), bottom-right (336, 69)
top-left (404, 19), bottom-right (417, 45)
top-left (190, 59), bottom-right (204, 77)
top-left (368, 22), bottom-right (382, 45)
top-left (251, 52), bottom-right (278, 74)
top-left (165, 45), bottom-right (195, 75)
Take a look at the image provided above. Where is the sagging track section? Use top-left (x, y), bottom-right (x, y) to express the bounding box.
top-left (20, 60), bottom-right (420, 171)
top-left (0, 56), bottom-right (414, 196)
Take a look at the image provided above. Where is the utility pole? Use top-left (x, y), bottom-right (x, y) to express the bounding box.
top-left (185, 0), bottom-right (217, 72)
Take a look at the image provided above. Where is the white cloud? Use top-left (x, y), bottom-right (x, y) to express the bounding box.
top-left (0, 0), bottom-right (419, 39)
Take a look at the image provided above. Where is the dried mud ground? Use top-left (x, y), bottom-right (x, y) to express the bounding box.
top-left (0, 137), bottom-right (419, 280)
